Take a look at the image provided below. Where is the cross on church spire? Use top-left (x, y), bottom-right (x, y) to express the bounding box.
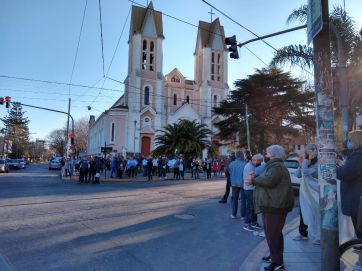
top-left (208, 8), bottom-right (215, 23)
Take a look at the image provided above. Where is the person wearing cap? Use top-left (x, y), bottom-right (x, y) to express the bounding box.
top-left (228, 151), bottom-right (246, 219)
top-left (337, 130), bottom-right (362, 238)
top-left (246, 145), bottom-right (294, 271)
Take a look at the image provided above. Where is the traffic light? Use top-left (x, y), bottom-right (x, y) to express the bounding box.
top-left (70, 133), bottom-right (75, 145)
top-left (0, 97), bottom-right (4, 105)
top-left (225, 35), bottom-right (239, 59)
top-left (5, 96), bottom-right (11, 108)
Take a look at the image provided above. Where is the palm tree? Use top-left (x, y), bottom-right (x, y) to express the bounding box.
top-left (271, 5), bottom-right (362, 146)
top-left (152, 120), bottom-right (213, 160)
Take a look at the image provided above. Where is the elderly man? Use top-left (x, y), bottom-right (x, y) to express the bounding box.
top-left (247, 145), bottom-right (294, 271)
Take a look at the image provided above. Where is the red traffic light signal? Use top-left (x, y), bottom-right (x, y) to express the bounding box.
top-left (70, 133), bottom-right (75, 145)
top-left (5, 96), bottom-right (11, 108)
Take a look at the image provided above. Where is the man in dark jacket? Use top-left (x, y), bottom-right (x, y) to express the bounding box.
top-left (337, 130), bottom-right (362, 238)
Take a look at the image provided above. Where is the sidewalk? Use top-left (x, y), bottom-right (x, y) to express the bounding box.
top-left (240, 217), bottom-right (321, 271)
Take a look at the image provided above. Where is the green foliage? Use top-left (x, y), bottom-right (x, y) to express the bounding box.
top-left (213, 67), bottom-right (315, 152)
top-left (153, 120), bottom-right (213, 160)
top-left (1, 102), bottom-right (30, 158)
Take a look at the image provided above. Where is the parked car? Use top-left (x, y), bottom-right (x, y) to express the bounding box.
top-left (49, 157), bottom-right (62, 170)
top-left (284, 159), bottom-right (301, 188)
top-left (16, 159), bottom-right (26, 169)
top-left (7, 159), bottom-right (20, 169)
top-left (0, 159), bottom-right (9, 173)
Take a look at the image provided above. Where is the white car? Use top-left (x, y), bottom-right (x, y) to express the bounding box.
top-left (284, 159), bottom-right (301, 188)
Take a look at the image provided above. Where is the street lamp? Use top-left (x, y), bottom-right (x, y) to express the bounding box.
top-left (133, 120), bottom-right (137, 156)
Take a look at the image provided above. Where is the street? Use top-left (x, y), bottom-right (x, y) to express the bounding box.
top-left (0, 164), bottom-right (302, 271)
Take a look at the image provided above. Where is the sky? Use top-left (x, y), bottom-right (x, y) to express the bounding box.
top-left (0, 0), bottom-right (361, 141)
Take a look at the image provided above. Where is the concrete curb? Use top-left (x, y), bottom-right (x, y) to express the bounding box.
top-left (238, 216), bottom-right (299, 271)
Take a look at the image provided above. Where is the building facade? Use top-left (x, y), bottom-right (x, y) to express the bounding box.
top-left (88, 2), bottom-right (229, 157)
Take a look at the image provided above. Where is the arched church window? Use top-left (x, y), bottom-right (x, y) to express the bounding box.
top-left (173, 94), bottom-right (177, 105)
top-left (213, 95), bottom-right (218, 107)
top-left (143, 40), bottom-right (147, 50)
top-left (111, 123), bottom-right (115, 142)
top-left (144, 86), bottom-right (150, 105)
top-left (142, 39), bottom-right (155, 72)
top-left (211, 51), bottom-right (222, 81)
top-left (150, 41), bottom-right (154, 52)
top-left (186, 96), bottom-right (190, 104)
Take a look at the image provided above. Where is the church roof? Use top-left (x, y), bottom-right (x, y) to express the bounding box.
top-left (130, 2), bottom-right (163, 38)
top-left (197, 18), bottom-right (226, 48)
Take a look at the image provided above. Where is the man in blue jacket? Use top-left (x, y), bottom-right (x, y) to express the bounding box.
top-left (229, 151), bottom-right (246, 219)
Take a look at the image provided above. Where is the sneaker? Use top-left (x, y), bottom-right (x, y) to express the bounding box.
top-left (292, 235), bottom-right (308, 241)
top-left (251, 223), bottom-right (262, 230)
top-left (264, 263), bottom-right (284, 271)
top-left (312, 239), bottom-right (320, 245)
top-left (243, 224), bottom-right (255, 232)
top-left (262, 255), bottom-right (271, 263)
top-left (230, 214), bottom-right (236, 219)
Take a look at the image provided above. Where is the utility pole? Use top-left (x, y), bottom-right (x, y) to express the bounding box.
top-left (312, 0), bottom-right (339, 270)
top-left (66, 98), bottom-right (71, 157)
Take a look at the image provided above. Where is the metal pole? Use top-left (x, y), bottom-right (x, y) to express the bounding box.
top-left (104, 141), bottom-right (107, 179)
top-left (313, 1), bottom-right (339, 270)
top-left (245, 104), bottom-right (251, 151)
top-left (66, 98), bottom-right (71, 158)
top-left (134, 120), bottom-right (137, 156)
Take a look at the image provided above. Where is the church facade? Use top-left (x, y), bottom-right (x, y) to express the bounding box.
top-left (88, 2), bottom-right (230, 157)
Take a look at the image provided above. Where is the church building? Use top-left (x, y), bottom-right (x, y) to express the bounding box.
top-left (88, 2), bottom-right (230, 157)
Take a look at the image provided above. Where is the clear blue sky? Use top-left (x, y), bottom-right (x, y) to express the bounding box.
top-left (0, 0), bottom-right (361, 140)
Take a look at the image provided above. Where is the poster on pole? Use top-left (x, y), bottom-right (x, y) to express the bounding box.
top-left (307, 0), bottom-right (323, 44)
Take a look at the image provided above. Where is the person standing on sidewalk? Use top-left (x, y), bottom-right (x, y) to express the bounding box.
top-left (294, 144), bottom-right (320, 245)
top-left (242, 153), bottom-right (264, 231)
top-left (337, 130), bottom-right (362, 239)
top-left (229, 151), bottom-right (246, 219)
top-left (247, 145), bottom-right (294, 271)
top-left (218, 152), bottom-right (235, 203)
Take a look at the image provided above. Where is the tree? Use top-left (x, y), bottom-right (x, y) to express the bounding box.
top-left (213, 67), bottom-right (315, 152)
top-left (271, 5), bottom-right (362, 145)
top-left (1, 102), bottom-right (30, 158)
top-left (153, 120), bottom-right (213, 160)
top-left (47, 129), bottom-right (65, 156)
top-left (47, 117), bottom-right (89, 157)
top-left (73, 117), bottom-right (88, 155)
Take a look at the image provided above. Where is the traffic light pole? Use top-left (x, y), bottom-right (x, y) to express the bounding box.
top-left (12, 102), bottom-right (75, 160)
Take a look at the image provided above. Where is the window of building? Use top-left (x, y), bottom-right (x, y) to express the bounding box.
top-left (213, 95), bottom-right (218, 107)
top-left (144, 117), bottom-right (151, 127)
top-left (186, 96), bottom-right (190, 104)
top-left (144, 86), bottom-right (150, 105)
top-left (173, 94), bottom-right (177, 105)
top-left (297, 145), bottom-right (301, 150)
top-left (111, 123), bottom-right (115, 142)
top-left (142, 39), bottom-right (155, 71)
top-left (211, 51), bottom-right (222, 81)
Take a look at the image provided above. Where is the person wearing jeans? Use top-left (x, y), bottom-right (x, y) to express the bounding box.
top-left (228, 151), bottom-right (246, 219)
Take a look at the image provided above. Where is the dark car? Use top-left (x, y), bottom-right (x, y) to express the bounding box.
top-left (7, 159), bottom-right (20, 169)
top-left (0, 159), bottom-right (9, 173)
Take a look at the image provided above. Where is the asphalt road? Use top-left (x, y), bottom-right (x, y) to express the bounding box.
top-left (0, 164), bottom-right (298, 271)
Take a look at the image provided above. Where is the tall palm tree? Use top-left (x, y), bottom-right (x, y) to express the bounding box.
top-left (153, 120), bottom-right (213, 160)
top-left (271, 5), bottom-right (362, 144)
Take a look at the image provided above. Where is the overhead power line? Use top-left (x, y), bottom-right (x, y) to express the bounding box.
top-left (68, 0), bottom-right (88, 96)
top-left (98, 0), bottom-right (105, 76)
